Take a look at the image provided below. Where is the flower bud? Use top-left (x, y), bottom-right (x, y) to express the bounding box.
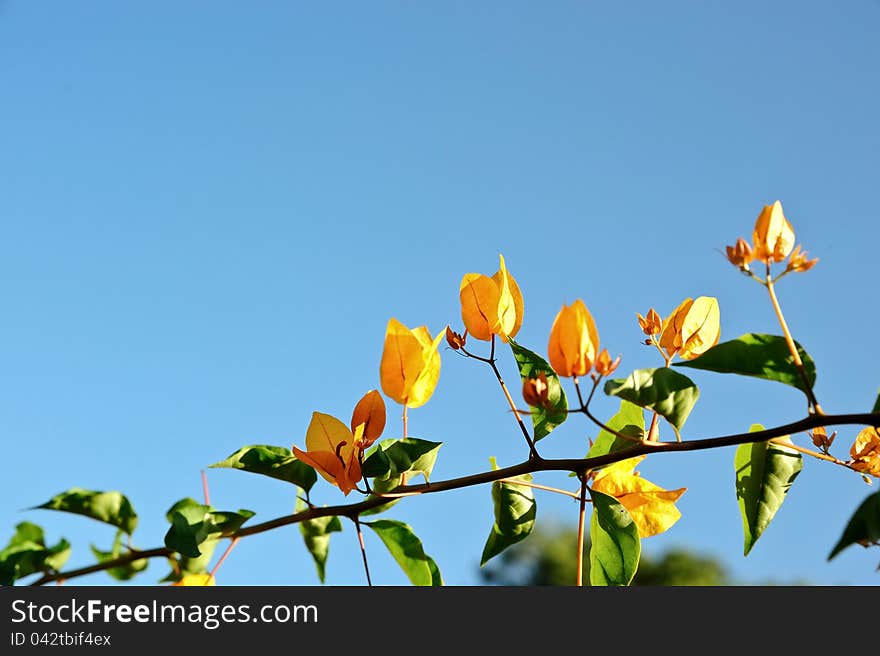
top-left (637, 308), bottom-right (662, 336)
top-left (547, 300), bottom-right (600, 377)
top-left (725, 237), bottom-right (754, 269)
top-left (445, 326), bottom-right (467, 351)
top-left (522, 372), bottom-right (551, 409)
top-left (594, 349), bottom-right (621, 377)
top-left (786, 245), bottom-right (819, 273)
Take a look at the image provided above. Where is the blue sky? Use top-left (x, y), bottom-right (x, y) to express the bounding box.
top-left (1, 1), bottom-right (878, 586)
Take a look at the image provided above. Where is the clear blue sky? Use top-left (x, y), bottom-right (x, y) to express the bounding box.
top-left (2, 1), bottom-right (878, 586)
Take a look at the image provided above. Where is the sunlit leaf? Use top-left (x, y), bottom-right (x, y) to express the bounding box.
top-left (36, 489), bottom-right (138, 535)
top-left (361, 438), bottom-right (442, 483)
top-left (734, 425), bottom-right (803, 556)
top-left (586, 400), bottom-right (644, 459)
top-left (90, 530), bottom-right (148, 581)
top-left (295, 495), bottom-right (342, 584)
top-left (676, 333), bottom-right (816, 394)
top-left (164, 498), bottom-right (254, 559)
top-left (589, 489), bottom-right (641, 586)
top-left (364, 519), bottom-right (439, 587)
top-left (0, 522), bottom-right (70, 585)
top-left (210, 445), bottom-right (317, 492)
top-left (828, 491), bottom-right (880, 560)
top-left (481, 457), bottom-right (536, 565)
top-left (604, 368), bottom-right (699, 438)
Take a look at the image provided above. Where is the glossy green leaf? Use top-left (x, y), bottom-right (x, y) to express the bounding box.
top-left (735, 425), bottom-right (803, 556)
top-left (164, 498), bottom-right (255, 559)
top-left (481, 457), bottom-right (536, 565)
top-left (828, 492), bottom-right (880, 560)
top-left (586, 400), bottom-right (644, 459)
top-left (361, 438), bottom-right (442, 483)
top-left (675, 333), bottom-right (816, 394)
top-left (160, 538), bottom-right (219, 583)
top-left (872, 389), bottom-right (880, 415)
top-left (604, 368), bottom-right (699, 438)
top-left (295, 495), bottom-right (342, 583)
top-left (426, 555), bottom-right (444, 586)
top-left (90, 530), bottom-right (148, 581)
top-left (589, 489), bottom-right (641, 586)
top-left (209, 445), bottom-right (317, 492)
top-left (36, 489), bottom-right (138, 535)
top-left (509, 339), bottom-right (568, 441)
top-left (365, 519), bottom-right (439, 587)
top-left (359, 475), bottom-right (402, 516)
top-left (0, 522), bottom-right (71, 585)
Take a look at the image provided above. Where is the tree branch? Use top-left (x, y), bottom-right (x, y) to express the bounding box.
top-left (28, 411), bottom-right (880, 586)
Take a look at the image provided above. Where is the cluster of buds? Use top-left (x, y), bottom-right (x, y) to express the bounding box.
top-left (809, 426), bottom-right (836, 452)
top-left (445, 326), bottom-right (467, 351)
top-left (725, 200), bottom-right (818, 275)
top-left (637, 308), bottom-right (662, 343)
top-left (522, 372), bottom-right (552, 410)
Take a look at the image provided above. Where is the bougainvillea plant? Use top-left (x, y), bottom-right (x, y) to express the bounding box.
top-left (2, 201), bottom-right (878, 587)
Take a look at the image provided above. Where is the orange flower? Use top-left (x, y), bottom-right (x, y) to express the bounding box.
top-left (725, 237), bottom-right (754, 269)
top-left (459, 254), bottom-right (524, 342)
top-left (547, 300), bottom-right (599, 377)
top-left (293, 412), bottom-right (364, 495)
top-left (658, 296), bottom-right (720, 361)
top-left (786, 245), bottom-right (819, 273)
top-left (636, 308), bottom-right (662, 336)
top-left (850, 427), bottom-right (880, 478)
top-left (350, 389), bottom-right (386, 448)
top-left (752, 200), bottom-right (795, 263)
top-left (594, 349), bottom-right (621, 377)
top-left (379, 318), bottom-right (444, 408)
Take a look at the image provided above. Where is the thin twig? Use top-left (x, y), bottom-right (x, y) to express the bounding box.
top-left (208, 537), bottom-right (239, 582)
top-left (574, 376), bottom-right (642, 444)
top-left (353, 515), bottom-right (372, 587)
top-left (497, 477), bottom-right (581, 500)
top-left (576, 474), bottom-right (588, 587)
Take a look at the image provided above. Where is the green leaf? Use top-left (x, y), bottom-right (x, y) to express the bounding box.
top-left (675, 333), bottom-right (816, 394)
top-left (365, 519), bottom-right (439, 587)
top-left (481, 457), bottom-right (537, 565)
top-left (589, 489), bottom-right (641, 586)
top-left (872, 389), bottom-right (880, 415)
top-left (426, 555), bottom-right (444, 586)
top-left (164, 498), bottom-right (255, 559)
top-left (36, 489), bottom-right (138, 535)
top-left (586, 400), bottom-right (644, 459)
top-left (509, 339), bottom-right (568, 441)
top-left (295, 496), bottom-right (342, 584)
top-left (209, 445), bottom-right (317, 492)
top-left (361, 438), bottom-right (442, 483)
top-left (828, 492), bottom-right (880, 560)
top-left (90, 530), bottom-right (148, 581)
top-left (0, 522), bottom-right (71, 585)
top-left (734, 424), bottom-right (803, 556)
top-left (604, 368), bottom-right (699, 438)
top-left (360, 475), bottom-right (402, 517)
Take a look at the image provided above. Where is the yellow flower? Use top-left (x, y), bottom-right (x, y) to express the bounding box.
top-left (753, 200), bottom-right (795, 263)
top-left (292, 412), bottom-right (364, 496)
top-left (173, 573), bottom-right (216, 586)
top-left (379, 318), bottom-right (444, 408)
top-left (459, 254), bottom-right (524, 342)
top-left (547, 300), bottom-right (599, 377)
top-left (350, 389), bottom-right (386, 448)
top-left (591, 456), bottom-right (686, 538)
top-left (850, 427), bottom-right (880, 478)
top-left (658, 296), bottom-right (720, 361)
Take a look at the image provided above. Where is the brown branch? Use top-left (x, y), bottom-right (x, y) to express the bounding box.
top-left (29, 411), bottom-right (880, 586)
